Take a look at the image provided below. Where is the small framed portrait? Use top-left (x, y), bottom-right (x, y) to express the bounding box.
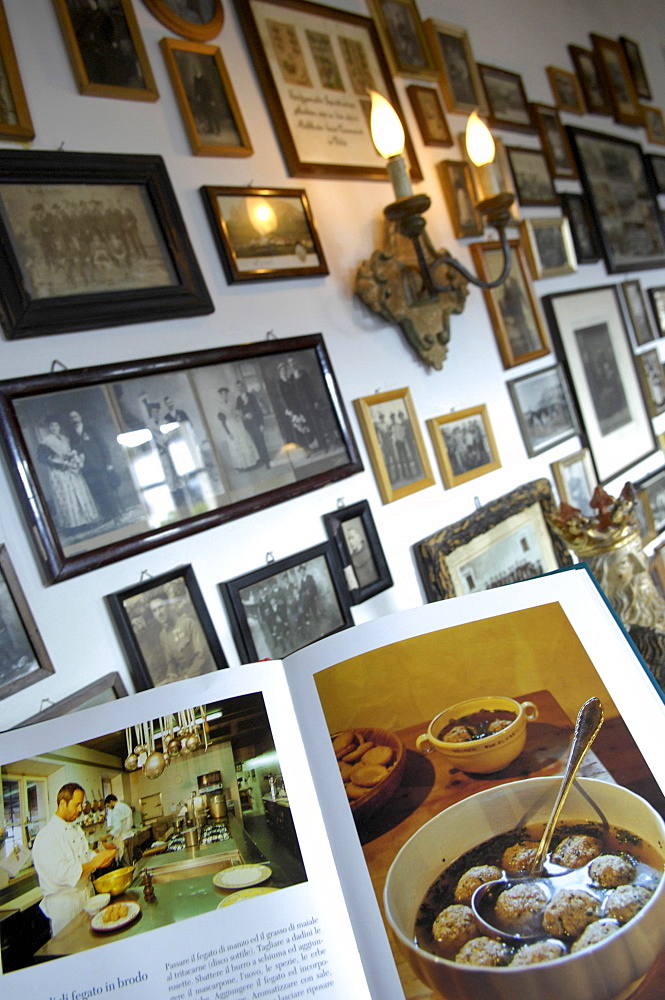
top-left (622, 279), bottom-right (656, 346)
top-left (530, 102), bottom-right (577, 180)
top-left (424, 19), bottom-right (487, 115)
top-left (649, 154), bottom-right (665, 194)
top-left (507, 364), bottom-right (580, 458)
top-left (353, 387), bottom-right (434, 504)
top-left (437, 160), bottom-right (483, 238)
top-left (367, 0), bottom-right (437, 79)
top-left (648, 287), bottom-right (665, 337)
top-left (568, 44), bottom-right (612, 116)
top-left (142, 0), bottom-right (224, 41)
top-left (521, 216), bottom-right (577, 280)
top-left (636, 348), bottom-right (665, 417)
top-left (201, 185), bottom-right (328, 282)
top-left (0, 544), bottom-right (55, 702)
top-left (427, 404), bottom-right (501, 488)
top-left (160, 38), bottom-right (252, 157)
top-left (477, 64), bottom-right (534, 132)
top-left (0, 0), bottom-right (34, 141)
top-left (506, 146), bottom-right (559, 206)
top-left (220, 542), bottom-right (353, 662)
top-left (634, 466), bottom-right (665, 540)
top-left (470, 239), bottom-right (550, 369)
top-left (559, 192), bottom-right (601, 265)
top-left (546, 65), bottom-right (584, 114)
top-left (590, 33), bottom-right (642, 127)
top-left (643, 106), bottom-right (665, 147)
top-left (16, 672), bottom-right (128, 727)
top-left (550, 448), bottom-right (597, 517)
top-left (620, 36), bottom-right (652, 101)
top-left (322, 500), bottom-right (393, 604)
top-left (106, 565), bottom-right (228, 690)
top-left (406, 84), bottom-right (452, 147)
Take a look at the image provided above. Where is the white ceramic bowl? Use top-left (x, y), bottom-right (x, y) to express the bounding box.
top-left (84, 892), bottom-right (110, 915)
top-left (384, 777), bottom-right (665, 1000)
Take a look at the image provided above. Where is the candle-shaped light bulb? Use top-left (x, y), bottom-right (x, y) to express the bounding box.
top-left (465, 110), bottom-right (495, 167)
top-left (369, 90), bottom-right (412, 199)
top-left (247, 197), bottom-right (277, 236)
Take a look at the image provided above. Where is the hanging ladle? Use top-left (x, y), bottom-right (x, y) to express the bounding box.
top-left (471, 696), bottom-right (604, 944)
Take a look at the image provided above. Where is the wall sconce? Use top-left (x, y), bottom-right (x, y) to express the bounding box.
top-left (355, 94), bottom-right (515, 370)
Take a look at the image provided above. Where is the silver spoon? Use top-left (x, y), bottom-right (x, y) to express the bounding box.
top-left (471, 696), bottom-right (604, 943)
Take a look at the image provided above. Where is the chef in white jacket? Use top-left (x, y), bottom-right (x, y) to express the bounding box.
top-left (105, 794), bottom-right (134, 865)
top-left (32, 783), bottom-right (116, 936)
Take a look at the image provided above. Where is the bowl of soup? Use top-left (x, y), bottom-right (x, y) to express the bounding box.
top-left (384, 776), bottom-right (665, 1000)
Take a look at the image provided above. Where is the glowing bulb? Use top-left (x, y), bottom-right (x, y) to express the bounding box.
top-left (465, 110), bottom-right (495, 167)
top-left (369, 90), bottom-right (405, 159)
top-left (247, 198), bottom-right (277, 236)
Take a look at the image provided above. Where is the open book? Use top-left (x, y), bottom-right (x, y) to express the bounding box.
top-left (1, 565), bottom-right (664, 1000)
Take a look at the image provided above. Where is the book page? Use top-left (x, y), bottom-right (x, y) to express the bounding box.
top-left (0, 662), bottom-right (372, 1000)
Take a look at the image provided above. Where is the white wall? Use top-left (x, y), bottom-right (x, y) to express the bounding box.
top-left (2, 0), bottom-right (665, 728)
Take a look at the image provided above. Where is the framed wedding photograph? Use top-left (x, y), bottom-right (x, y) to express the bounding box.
top-left (506, 145), bottom-right (558, 206)
top-left (521, 216), bottom-right (577, 280)
top-left (477, 63), bottom-right (534, 132)
top-left (622, 279), bottom-right (657, 345)
top-left (530, 102), bottom-right (577, 180)
top-left (634, 466), bottom-right (665, 541)
top-left (543, 284), bottom-right (657, 483)
top-left (322, 499), bottom-right (392, 604)
top-left (220, 541), bottom-right (353, 662)
top-left (406, 84), bottom-right (452, 147)
top-left (590, 33), bottom-right (642, 127)
top-left (648, 153), bottom-right (665, 194)
top-left (414, 478), bottom-right (572, 603)
top-left (16, 672), bottom-right (129, 726)
top-left (0, 0), bottom-right (34, 141)
top-left (470, 239), bottom-right (550, 369)
top-left (620, 35), bottom-right (651, 101)
top-left (437, 159), bottom-right (483, 238)
top-left (643, 106), bottom-right (665, 147)
top-left (353, 387), bottom-right (434, 504)
top-left (54, 0), bottom-right (158, 101)
top-left (507, 364), bottom-right (580, 458)
top-left (201, 185), bottom-right (328, 282)
top-left (0, 334), bottom-right (362, 583)
top-left (568, 44), bottom-right (612, 116)
top-left (648, 287), bottom-right (665, 337)
top-left (233, 0), bottom-right (422, 181)
top-left (0, 149), bottom-right (213, 339)
top-left (160, 37), bottom-right (252, 157)
top-left (0, 544), bottom-right (55, 702)
top-left (367, 0), bottom-right (436, 79)
top-left (107, 565), bottom-right (228, 690)
top-left (636, 347), bottom-right (665, 417)
top-left (424, 18), bottom-right (487, 115)
top-left (546, 65), bottom-right (584, 114)
top-left (427, 404), bottom-right (500, 488)
top-left (567, 126), bottom-right (665, 273)
top-left (551, 448), bottom-right (597, 516)
top-left (142, 0), bottom-right (224, 41)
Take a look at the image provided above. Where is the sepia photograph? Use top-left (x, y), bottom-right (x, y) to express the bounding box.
top-left (406, 84), bottom-right (452, 147)
top-left (508, 364), bottom-right (579, 457)
top-left (427, 405), bottom-right (500, 488)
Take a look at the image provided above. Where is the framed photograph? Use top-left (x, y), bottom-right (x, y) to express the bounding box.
top-left (414, 478), bottom-right (572, 603)
top-left (0, 544), bottom-right (55, 702)
top-left (353, 387), bottom-right (434, 504)
top-left (426, 404), bottom-right (500, 488)
top-left (568, 44), bottom-right (612, 116)
top-left (636, 347), bottom-right (665, 416)
top-left (560, 192), bottom-right (601, 264)
top-left (54, 0), bottom-right (158, 101)
top-left (643, 105), bottom-right (665, 147)
top-left (437, 159), bottom-right (483, 239)
top-left (160, 37), bottom-right (252, 157)
top-left (322, 499), bottom-right (392, 603)
top-left (530, 102), bottom-right (577, 180)
top-left (233, 0), bottom-right (422, 181)
top-left (470, 238), bottom-right (550, 369)
top-left (107, 565), bottom-right (227, 689)
top-left (16, 672), bottom-right (128, 727)
top-left (648, 153), bottom-right (665, 194)
top-left (543, 285), bottom-right (657, 483)
top-left (521, 216), bottom-right (577, 280)
top-left (406, 84), bottom-right (452, 147)
top-left (367, 0), bottom-right (436, 79)
top-left (648, 286), bottom-right (665, 337)
top-left (567, 126), bottom-right (665, 273)
top-left (590, 33), bottom-right (642, 127)
top-left (201, 185), bottom-right (328, 282)
top-left (634, 466), bottom-right (665, 541)
top-left (546, 65), bottom-right (584, 114)
top-left (0, 0), bottom-right (34, 141)
top-left (477, 64), bottom-right (534, 132)
top-left (220, 541), bottom-right (353, 661)
top-left (507, 364), bottom-right (580, 458)
top-left (551, 448), bottom-right (597, 516)
top-left (620, 35), bottom-right (651, 101)
top-left (423, 18), bottom-right (487, 115)
top-left (622, 279), bottom-right (656, 346)
top-left (0, 149), bottom-right (213, 339)
top-left (506, 145), bottom-right (558, 206)
top-left (142, 0), bottom-right (224, 41)
top-left (649, 542), bottom-right (665, 595)
top-left (0, 334), bottom-right (362, 584)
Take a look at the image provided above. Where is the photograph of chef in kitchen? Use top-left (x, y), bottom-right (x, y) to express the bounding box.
top-left (0, 692), bottom-right (306, 973)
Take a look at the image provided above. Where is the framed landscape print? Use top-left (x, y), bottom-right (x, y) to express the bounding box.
top-left (636, 347), bottom-right (665, 416)
top-left (567, 127), bottom-right (665, 273)
top-left (233, 0), bottom-right (422, 181)
top-left (560, 192), bottom-right (601, 264)
top-left (551, 448), bottom-right (597, 517)
top-left (0, 544), bottom-right (55, 702)
top-left (142, 0), bottom-right (224, 41)
top-left (0, 334), bottom-right (362, 583)
top-left (367, 0), bottom-right (436, 79)
top-left (590, 33), bottom-right (642, 127)
top-left (0, 0), bottom-right (34, 141)
top-left (619, 35), bottom-right (651, 101)
top-left (506, 146), bottom-right (558, 206)
top-left (546, 65), bottom-right (584, 114)
top-left (220, 541), bottom-right (353, 661)
top-left (530, 102), bottom-right (577, 180)
top-left (406, 84), bottom-right (452, 147)
top-left (0, 149), bottom-right (213, 339)
top-left (648, 287), bottom-right (665, 337)
top-left (437, 160), bottom-right (483, 239)
top-left (202, 185), bottom-right (328, 282)
top-left (160, 38), bottom-right (252, 157)
top-left (353, 388), bottom-right (434, 504)
top-left (322, 499), bottom-right (392, 604)
top-left (427, 404), bottom-right (500, 488)
top-left (507, 364), bottom-right (580, 458)
top-left (414, 478), bottom-right (572, 603)
top-left (568, 44), bottom-right (612, 116)
top-left (54, 0), bottom-right (158, 101)
top-left (477, 64), bottom-right (533, 132)
top-left (543, 285), bottom-right (657, 483)
top-left (107, 565), bottom-right (227, 690)
top-left (521, 216), bottom-right (577, 280)
top-left (424, 19), bottom-right (487, 115)
top-left (622, 279), bottom-right (656, 345)
top-left (470, 239), bottom-right (550, 369)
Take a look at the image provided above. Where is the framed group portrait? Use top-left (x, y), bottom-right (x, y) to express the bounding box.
top-left (0, 0), bottom-right (34, 141)
top-left (322, 499), bottom-right (392, 604)
top-left (426, 404), bottom-right (500, 488)
top-left (0, 544), bottom-right (55, 702)
top-left (507, 364), bottom-right (580, 459)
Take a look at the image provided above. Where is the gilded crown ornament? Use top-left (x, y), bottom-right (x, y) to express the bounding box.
top-left (546, 483), bottom-right (640, 560)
